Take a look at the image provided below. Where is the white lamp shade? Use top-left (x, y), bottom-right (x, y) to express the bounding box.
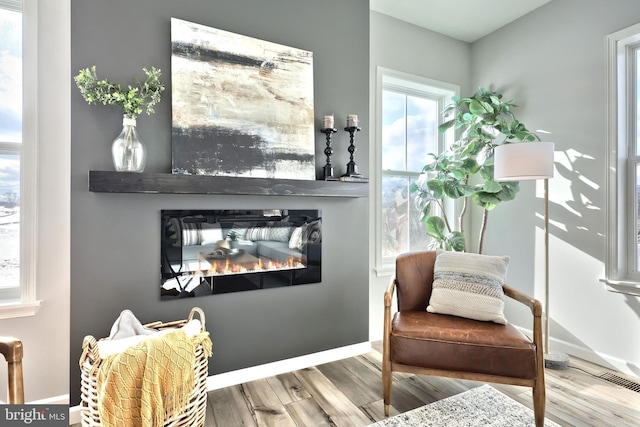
top-left (493, 141), bottom-right (555, 181)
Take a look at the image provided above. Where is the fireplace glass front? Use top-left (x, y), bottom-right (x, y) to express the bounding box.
top-left (161, 209), bottom-right (321, 299)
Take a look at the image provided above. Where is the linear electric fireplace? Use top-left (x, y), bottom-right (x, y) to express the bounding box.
top-left (161, 209), bottom-right (321, 299)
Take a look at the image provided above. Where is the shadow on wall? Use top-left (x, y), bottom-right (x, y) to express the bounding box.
top-left (554, 148), bottom-right (640, 321)
top-left (549, 148), bottom-right (602, 262)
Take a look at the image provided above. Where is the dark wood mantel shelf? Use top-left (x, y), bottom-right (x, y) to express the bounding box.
top-left (88, 171), bottom-right (369, 198)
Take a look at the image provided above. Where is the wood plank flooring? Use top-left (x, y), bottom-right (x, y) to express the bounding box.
top-left (204, 341), bottom-right (640, 427)
top-left (72, 341), bottom-right (640, 426)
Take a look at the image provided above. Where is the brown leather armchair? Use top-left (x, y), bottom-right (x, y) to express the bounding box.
top-left (0, 336), bottom-right (24, 404)
top-left (383, 251), bottom-right (545, 427)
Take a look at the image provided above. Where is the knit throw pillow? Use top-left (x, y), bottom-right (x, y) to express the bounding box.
top-left (427, 249), bottom-right (509, 325)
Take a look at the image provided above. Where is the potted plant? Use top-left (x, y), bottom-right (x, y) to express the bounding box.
top-left (411, 87), bottom-right (537, 254)
top-left (74, 65), bottom-right (165, 172)
top-left (227, 230), bottom-right (239, 251)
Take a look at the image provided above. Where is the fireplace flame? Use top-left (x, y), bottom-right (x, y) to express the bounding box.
top-left (200, 256), bottom-right (305, 277)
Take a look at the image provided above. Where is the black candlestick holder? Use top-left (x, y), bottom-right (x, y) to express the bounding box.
top-left (342, 126), bottom-right (363, 178)
top-left (320, 127), bottom-right (338, 180)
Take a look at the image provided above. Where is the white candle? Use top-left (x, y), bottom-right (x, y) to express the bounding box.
top-left (323, 115), bottom-right (334, 129)
top-left (347, 114), bottom-right (358, 128)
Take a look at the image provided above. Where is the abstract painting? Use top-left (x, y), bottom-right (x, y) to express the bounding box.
top-left (171, 18), bottom-right (316, 180)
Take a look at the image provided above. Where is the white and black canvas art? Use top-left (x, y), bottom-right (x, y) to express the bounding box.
top-left (171, 18), bottom-right (316, 180)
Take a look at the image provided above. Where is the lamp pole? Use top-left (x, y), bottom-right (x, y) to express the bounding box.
top-left (493, 140), bottom-right (569, 369)
top-left (544, 178), bottom-right (550, 354)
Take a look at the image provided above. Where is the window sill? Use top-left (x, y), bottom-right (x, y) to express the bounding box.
top-left (0, 300), bottom-right (43, 320)
top-left (599, 278), bottom-right (640, 297)
top-left (374, 265), bottom-right (394, 278)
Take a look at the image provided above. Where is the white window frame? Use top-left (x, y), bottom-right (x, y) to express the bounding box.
top-left (0, 0), bottom-right (42, 317)
top-left (374, 67), bottom-right (458, 276)
top-left (602, 23), bottom-right (640, 296)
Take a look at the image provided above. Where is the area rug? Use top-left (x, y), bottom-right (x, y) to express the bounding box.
top-left (368, 385), bottom-right (559, 427)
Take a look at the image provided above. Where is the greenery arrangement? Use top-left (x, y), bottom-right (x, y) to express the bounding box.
top-left (411, 87), bottom-right (537, 254)
top-left (74, 65), bottom-right (165, 119)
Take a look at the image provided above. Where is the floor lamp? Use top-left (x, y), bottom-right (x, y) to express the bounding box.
top-left (494, 141), bottom-right (570, 370)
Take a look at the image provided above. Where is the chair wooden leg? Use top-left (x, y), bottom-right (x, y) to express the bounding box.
top-left (382, 283), bottom-right (394, 417)
top-left (533, 374), bottom-right (546, 427)
top-left (0, 337), bottom-right (24, 404)
top-left (382, 362), bottom-right (391, 416)
top-left (7, 360), bottom-right (24, 404)
top-left (382, 335), bottom-right (392, 416)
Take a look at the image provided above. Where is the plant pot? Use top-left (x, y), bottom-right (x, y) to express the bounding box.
top-left (112, 115), bottom-right (146, 172)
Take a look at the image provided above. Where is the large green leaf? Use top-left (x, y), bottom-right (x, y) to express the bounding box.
top-left (438, 120), bottom-right (455, 133)
top-left (473, 192), bottom-right (500, 210)
top-left (413, 190), bottom-right (431, 213)
top-left (482, 179), bottom-right (502, 194)
top-left (443, 179), bottom-right (471, 199)
top-left (460, 158), bottom-right (480, 174)
top-left (445, 231), bottom-right (466, 252)
top-left (495, 182), bottom-right (519, 201)
top-left (425, 216), bottom-right (446, 239)
top-left (445, 180), bottom-right (474, 199)
top-left (459, 139), bottom-right (477, 157)
top-left (417, 202), bottom-right (431, 220)
top-left (426, 179), bottom-right (445, 199)
top-left (449, 167), bottom-right (467, 180)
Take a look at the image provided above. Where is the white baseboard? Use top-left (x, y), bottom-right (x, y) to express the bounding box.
top-left (206, 341), bottom-right (371, 391)
top-left (551, 337), bottom-right (640, 379)
top-left (514, 325), bottom-right (640, 379)
top-left (0, 396), bottom-right (69, 407)
top-left (68, 341), bottom-right (371, 425)
top-left (30, 394), bottom-right (69, 405)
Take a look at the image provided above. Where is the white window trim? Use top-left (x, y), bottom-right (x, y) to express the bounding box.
top-left (373, 67), bottom-right (458, 277)
top-left (601, 23), bottom-right (640, 296)
top-left (0, 0), bottom-right (42, 317)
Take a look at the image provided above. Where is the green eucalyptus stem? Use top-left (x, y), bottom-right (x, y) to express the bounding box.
top-left (74, 65), bottom-right (165, 119)
top-left (121, 120), bottom-right (136, 169)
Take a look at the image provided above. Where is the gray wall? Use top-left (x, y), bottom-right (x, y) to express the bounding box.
top-left (70, 0), bottom-right (370, 404)
top-left (368, 11), bottom-right (471, 339)
top-left (472, 0), bottom-right (640, 375)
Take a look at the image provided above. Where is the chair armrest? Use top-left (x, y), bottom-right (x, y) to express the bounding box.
top-left (503, 284), bottom-right (545, 377)
top-left (503, 284), bottom-right (542, 317)
top-left (383, 278), bottom-right (396, 373)
top-left (384, 277), bottom-right (396, 308)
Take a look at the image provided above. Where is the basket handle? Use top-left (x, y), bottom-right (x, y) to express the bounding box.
top-left (79, 335), bottom-right (99, 368)
top-left (188, 307), bottom-right (206, 332)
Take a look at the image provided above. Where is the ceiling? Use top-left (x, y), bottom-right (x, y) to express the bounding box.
top-left (370, 0), bottom-right (553, 43)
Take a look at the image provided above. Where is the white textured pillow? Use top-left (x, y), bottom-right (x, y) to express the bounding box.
top-left (427, 249), bottom-right (509, 325)
top-left (289, 226), bottom-right (304, 250)
top-left (200, 223), bottom-right (224, 245)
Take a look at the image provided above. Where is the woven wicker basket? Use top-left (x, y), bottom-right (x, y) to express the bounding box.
top-left (79, 307), bottom-right (210, 427)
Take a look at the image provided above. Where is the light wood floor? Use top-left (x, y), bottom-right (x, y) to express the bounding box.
top-left (73, 341), bottom-right (640, 426)
top-left (203, 341), bottom-right (640, 427)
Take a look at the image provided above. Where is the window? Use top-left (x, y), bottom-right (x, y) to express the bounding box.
top-left (0, 0), bottom-right (39, 314)
top-left (374, 68), bottom-right (457, 275)
top-left (603, 23), bottom-right (640, 295)
top-left (0, 0), bottom-right (22, 301)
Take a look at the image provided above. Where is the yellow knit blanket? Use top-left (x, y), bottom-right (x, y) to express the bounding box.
top-left (97, 329), bottom-right (212, 427)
